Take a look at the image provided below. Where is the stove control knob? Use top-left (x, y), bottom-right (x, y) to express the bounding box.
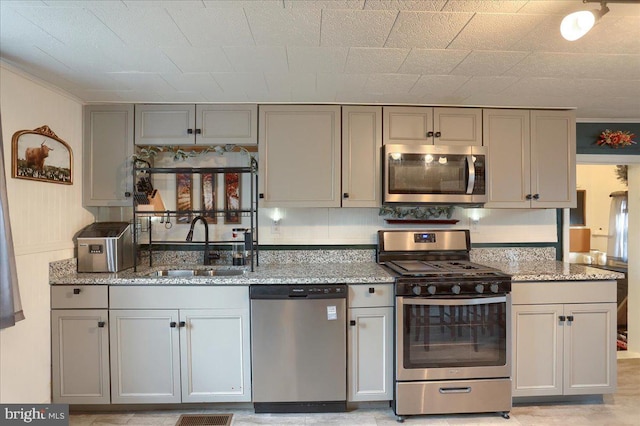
top-left (490, 283), bottom-right (500, 293)
top-left (475, 284), bottom-right (485, 294)
top-left (451, 284), bottom-right (461, 295)
top-left (412, 285), bottom-right (422, 296)
top-left (427, 285), bottom-right (437, 295)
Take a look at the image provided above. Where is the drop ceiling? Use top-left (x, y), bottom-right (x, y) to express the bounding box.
top-left (1, 0), bottom-right (639, 120)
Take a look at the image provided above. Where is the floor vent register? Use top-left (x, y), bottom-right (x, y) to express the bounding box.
top-left (175, 414), bottom-right (233, 426)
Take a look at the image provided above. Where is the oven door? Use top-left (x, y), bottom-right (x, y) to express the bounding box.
top-left (396, 294), bottom-right (511, 381)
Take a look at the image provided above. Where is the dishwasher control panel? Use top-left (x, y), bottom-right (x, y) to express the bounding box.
top-left (250, 284), bottom-right (347, 299)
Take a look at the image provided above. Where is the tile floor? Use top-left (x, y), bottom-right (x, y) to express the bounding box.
top-left (70, 357), bottom-right (640, 426)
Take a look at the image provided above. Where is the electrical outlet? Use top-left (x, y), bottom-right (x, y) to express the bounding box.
top-left (272, 220), bottom-right (280, 234)
top-left (470, 217), bottom-right (480, 232)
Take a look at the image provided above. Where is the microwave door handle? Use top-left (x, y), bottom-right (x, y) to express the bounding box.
top-left (466, 155), bottom-right (476, 194)
top-left (401, 296), bottom-right (507, 306)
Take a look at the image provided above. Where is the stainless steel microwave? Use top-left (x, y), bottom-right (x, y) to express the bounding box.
top-left (383, 144), bottom-right (488, 205)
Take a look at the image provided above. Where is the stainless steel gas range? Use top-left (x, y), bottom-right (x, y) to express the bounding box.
top-left (377, 229), bottom-right (512, 422)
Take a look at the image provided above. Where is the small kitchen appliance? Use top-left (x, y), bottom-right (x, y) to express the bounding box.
top-left (77, 222), bottom-right (134, 272)
top-left (377, 229), bottom-right (512, 422)
top-left (383, 144), bottom-right (487, 205)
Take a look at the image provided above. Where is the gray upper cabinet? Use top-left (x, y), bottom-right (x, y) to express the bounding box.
top-left (383, 106), bottom-right (482, 146)
top-left (483, 109), bottom-right (576, 208)
top-left (83, 105), bottom-right (134, 207)
top-left (135, 104), bottom-right (257, 145)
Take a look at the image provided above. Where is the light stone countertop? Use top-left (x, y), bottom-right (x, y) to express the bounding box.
top-left (50, 259), bottom-right (623, 286)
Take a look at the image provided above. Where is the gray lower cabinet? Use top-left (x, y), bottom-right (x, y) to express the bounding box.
top-left (512, 281), bottom-right (617, 398)
top-left (347, 284), bottom-right (394, 402)
top-left (109, 286), bottom-right (251, 404)
top-left (51, 286), bottom-right (110, 404)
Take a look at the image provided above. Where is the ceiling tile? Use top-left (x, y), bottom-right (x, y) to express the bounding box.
top-left (364, 73), bottom-right (419, 94)
top-left (285, 0), bottom-right (364, 8)
top-left (123, 1), bottom-right (205, 7)
top-left (363, 1), bottom-right (446, 11)
top-left (317, 73), bottom-right (369, 98)
top-left (106, 73), bottom-right (177, 93)
top-left (454, 76), bottom-right (519, 97)
top-left (246, 8), bottom-right (321, 46)
top-left (385, 11), bottom-right (473, 49)
top-left (500, 77), bottom-right (640, 99)
top-left (320, 9), bottom-right (397, 47)
top-left (212, 72), bottom-right (267, 99)
top-left (451, 50), bottom-right (530, 76)
top-left (168, 7), bottom-right (254, 47)
top-left (287, 47), bottom-right (348, 73)
top-left (204, 0), bottom-right (283, 7)
top-left (398, 49), bottom-right (469, 74)
top-left (265, 72), bottom-right (317, 99)
top-left (162, 47), bottom-right (233, 73)
top-left (410, 75), bottom-right (470, 96)
top-left (442, 0), bottom-right (528, 13)
top-left (448, 13), bottom-right (546, 50)
top-left (344, 47), bottom-right (409, 73)
top-left (160, 73), bottom-right (223, 93)
top-left (223, 46), bottom-right (288, 73)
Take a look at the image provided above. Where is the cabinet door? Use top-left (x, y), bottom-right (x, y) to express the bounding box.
top-left (196, 104), bottom-right (257, 145)
top-left (530, 110), bottom-right (576, 208)
top-left (258, 105), bottom-right (341, 207)
top-left (483, 109), bottom-right (531, 208)
top-left (563, 303), bottom-right (616, 395)
top-left (383, 106), bottom-right (433, 145)
top-left (83, 105), bottom-right (134, 206)
top-left (110, 309), bottom-right (181, 403)
top-left (179, 309), bottom-right (251, 402)
top-left (342, 106), bottom-right (382, 207)
top-left (135, 104), bottom-right (196, 145)
top-left (348, 307), bottom-right (393, 402)
top-left (51, 310), bottom-right (110, 404)
top-left (433, 107), bottom-right (482, 146)
top-left (512, 304), bottom-right (563, 397)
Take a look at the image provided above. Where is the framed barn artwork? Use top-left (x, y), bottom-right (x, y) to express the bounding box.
top-left (11, 125), bottom-right (73, 184)
top-left (224, 172), bottom-right (241, 224)
top-left (176, 173), bottom-right (193, 224)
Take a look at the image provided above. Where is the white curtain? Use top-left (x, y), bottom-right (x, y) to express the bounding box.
top-left (0, 114), bottom-right (24, 329)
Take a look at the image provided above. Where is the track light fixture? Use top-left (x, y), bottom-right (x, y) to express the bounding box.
top-left (560, 0), bottom-right (638, 41)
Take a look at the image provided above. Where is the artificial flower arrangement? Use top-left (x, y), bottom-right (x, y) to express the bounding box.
top-left (596, 129), bottom-right (637, 148)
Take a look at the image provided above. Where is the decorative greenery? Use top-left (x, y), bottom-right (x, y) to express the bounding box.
top-left (378, 205), bottom-right (455, 220)
top-left (134, 145), bottom-right (255, 162)
top-left (596, 130), bottom-right (636, 148)
top-left (615, 165), bottom-right (628, 186)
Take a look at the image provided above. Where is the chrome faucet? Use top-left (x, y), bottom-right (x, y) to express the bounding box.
top-left (186, 215), bottom-right (211, 265)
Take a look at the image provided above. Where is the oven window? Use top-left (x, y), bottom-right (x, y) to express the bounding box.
top-left (388, 153), bottom-right (468, 194)
top-left (403, 300), bottom-right (507, 368)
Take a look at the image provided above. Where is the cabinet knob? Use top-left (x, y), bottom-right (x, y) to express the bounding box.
top-left (567, 315), bottom-right (574, 322)
top-left (259, 193), bottom-right (264, 199)
top-left (349, 320), bottom-right (356, 326)
top-left (343, 193), bottom-right (349, 199)
top-left (559, 315), bottom-right (566, 322)
top-left (532, 194), bottom-right (540, 200)
top-left (179, 321), bottom-right (186, 327)
top-left (434, 131), bottom-right (441, 138)
top-left (124, 192), bottom-right (131, 198)
top-left (426, 131), bottom-right (434, 137)
top-left (195, 129), bottom-right (202, 135)
top-left (170, 321), bottom-right (177, 328)
top-left (368, 287), bottom-right (375, 294)
top-left (98, 321), bottom-right (106, 328)
top-left (187, 129), bottom-right (193, 134)
top-left (525, 194), bottom-right (533, 200)
top-left (73, 288), bottom-right (81, 295)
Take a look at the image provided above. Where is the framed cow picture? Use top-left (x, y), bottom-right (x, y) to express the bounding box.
top-left (11, 125), bottom-right (73, 185)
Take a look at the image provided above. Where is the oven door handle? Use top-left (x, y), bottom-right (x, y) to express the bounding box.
top-left (466, 154), bottom-right (476, 194)
top-left (400, 295), bottom-right (507, 306)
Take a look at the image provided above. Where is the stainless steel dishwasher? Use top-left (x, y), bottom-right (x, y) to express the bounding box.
top-left (250, 284), bottom-right (347, 413)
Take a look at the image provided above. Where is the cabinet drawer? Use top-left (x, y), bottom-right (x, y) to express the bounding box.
top-left (110, 286), bottom-right (249, 309)
top-left (51, 286), bottom-right (108, 309)
top-left (349, 284), bottom-right (394, 308)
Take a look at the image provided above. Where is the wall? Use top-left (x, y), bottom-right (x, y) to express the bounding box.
top-left (577, 123), bottom-right (640, 156)
top-left (0, 63), bottom-right (91, 403)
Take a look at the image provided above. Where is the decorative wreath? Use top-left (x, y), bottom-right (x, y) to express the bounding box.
top-left (596, 129), bottom-right (636, 148)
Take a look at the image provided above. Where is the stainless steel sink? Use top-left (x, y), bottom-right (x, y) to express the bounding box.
top-left (150, 269), bottom-right (244, 277)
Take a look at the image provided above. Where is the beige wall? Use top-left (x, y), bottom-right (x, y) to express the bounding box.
top-left (0, 64), bottom-right (92, 403)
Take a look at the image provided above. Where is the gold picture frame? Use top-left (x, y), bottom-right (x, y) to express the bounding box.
top-left (11, 125), bottom-right (73, 184)
top-left (201, 173), bottom-right (217, 224)
top-left (224, 172), bottom-right (241, 224)
top-left (176, 173), bottom-right (193, 224)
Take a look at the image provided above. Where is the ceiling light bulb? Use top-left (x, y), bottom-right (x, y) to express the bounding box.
top-left (390, 152), bottom-right (402, 160)
top-left (560, 4), bottom-right (609, 41)
top-left (424, 154), bottom-right (434, 164)
top-left (438, 157), bottom-right (447, 165)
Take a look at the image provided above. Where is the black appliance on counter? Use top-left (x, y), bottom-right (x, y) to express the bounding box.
top-left (377, 229), bottom-right (512, 422)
